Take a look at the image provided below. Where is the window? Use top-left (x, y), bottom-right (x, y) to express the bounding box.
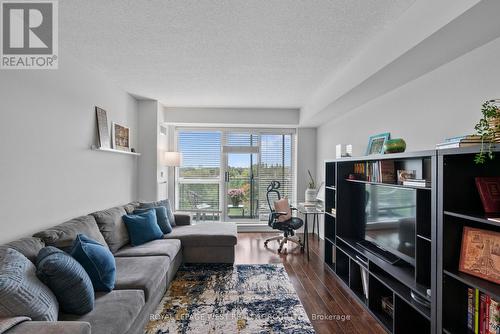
top-left (175, 127), bottom-right (295, 222)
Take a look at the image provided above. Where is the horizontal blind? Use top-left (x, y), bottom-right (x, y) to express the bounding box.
top-left (177, 130), bottom-right (221, 211)
top-left (259, 134), bottom-right (294, 218)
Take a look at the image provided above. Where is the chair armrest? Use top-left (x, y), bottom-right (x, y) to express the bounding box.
top-left (174, 213), bottom-right (191, 226)
top-left (6, 321), bottom-right (91, 334)
top-left (275, 211), bottom-right (288, 216)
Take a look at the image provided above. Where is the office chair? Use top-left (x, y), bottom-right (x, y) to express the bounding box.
top-left (263, 181), bottom-right (304, 253)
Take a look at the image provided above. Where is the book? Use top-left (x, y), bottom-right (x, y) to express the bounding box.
top-left (490, 298), bottom-right (500, 334)
top-left (403, 179), bottom-right (431, 188)
top-left (380, 160), bottom-right (395, 183)
top-left (468, 288), bottom-right (475, 331)
top-left (481, 293), bottom-right (490, 334)
top-left (475, 177), bottom-right (500, 213)
top-left (477, 289), bottom-right (480, 334)
top-left (436, 134), bottom-right (484, 149)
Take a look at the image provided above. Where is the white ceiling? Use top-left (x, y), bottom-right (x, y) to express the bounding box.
top-left (61, 0), bottom-right (415, 108)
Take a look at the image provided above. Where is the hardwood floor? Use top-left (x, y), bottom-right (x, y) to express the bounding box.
top-left (235, 232), bottom-right (386, 334)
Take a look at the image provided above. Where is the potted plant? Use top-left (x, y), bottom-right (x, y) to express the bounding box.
top-left (305, 170), bottom-right (317, 202)
top-left (228, 188), bottom-right (245, 206)
top-left (474, 99), bottom-right (500, 164)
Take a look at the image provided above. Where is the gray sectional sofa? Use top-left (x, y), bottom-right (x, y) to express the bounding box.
top-left (0, 201), bottom-right (237, 334)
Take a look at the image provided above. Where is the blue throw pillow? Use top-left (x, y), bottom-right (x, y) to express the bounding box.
top-left (36, 246), bottom-right (94, 315)
top-left (123, 209), bottom-right (164, 246)
top-left (134, 206), bottom-right (172, 234)
top-left (71, 234), bottom-right (116, 292)
top-left (140, 200), bottom-right (176, 226)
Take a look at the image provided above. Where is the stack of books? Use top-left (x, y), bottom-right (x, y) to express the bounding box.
top-left (363, 161), bottom-right (395, 183)
top-left (402, 179), bottom-right (431, 188)
top-left (468, 288), bottom-right (499, 334)
top-left (436, 135), bottom-right (483, 149)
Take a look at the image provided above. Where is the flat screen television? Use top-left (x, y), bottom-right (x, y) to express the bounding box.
top-left (361, 184), bottom-right (416, 265)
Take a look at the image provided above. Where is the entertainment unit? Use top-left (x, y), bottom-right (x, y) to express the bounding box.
top-left (325, 146), bottom-right (500, 334)
top-left (324, 151), bottom-right (435, 334)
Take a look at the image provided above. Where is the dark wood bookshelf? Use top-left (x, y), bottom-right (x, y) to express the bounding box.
top-left (437, 146), bottom-right (500, 334)
top-left (324, 151), bottom-right (435, 333)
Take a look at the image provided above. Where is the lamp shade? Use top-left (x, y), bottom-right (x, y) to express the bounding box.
top-left (164, 152), bottom-right (182, 167)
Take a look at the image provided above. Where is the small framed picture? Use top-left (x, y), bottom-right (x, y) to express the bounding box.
top-left (459, 226), bottom-right (500, 284)
top-left (366, 133), bottom-right (390, 155)
top-left (112, 122), bottom-right (130, 151)
top-left (95, 107), bottom-right (110, 149)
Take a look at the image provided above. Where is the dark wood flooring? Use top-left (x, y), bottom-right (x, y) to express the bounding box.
top-left (234, 232), bottom-right (386, 334)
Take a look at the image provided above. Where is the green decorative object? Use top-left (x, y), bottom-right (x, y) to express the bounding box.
top-left (383, 138), bottom-right (406, 154)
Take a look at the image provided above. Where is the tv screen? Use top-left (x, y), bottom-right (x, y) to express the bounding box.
top-left (363, 184), bottom-right (416, 264)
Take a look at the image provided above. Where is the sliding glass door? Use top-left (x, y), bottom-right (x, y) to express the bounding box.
top-left (175, 128), bottom-right (295, 223)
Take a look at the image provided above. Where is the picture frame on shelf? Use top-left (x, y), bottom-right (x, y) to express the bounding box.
top-left (366, 132), bottom-right (390, 155)
top-left (459, 226), bottom-right (500, 284)
top-left (112, 122), bottom-right (130, 151)
top-left (95, 107), bottom-right (110, 149)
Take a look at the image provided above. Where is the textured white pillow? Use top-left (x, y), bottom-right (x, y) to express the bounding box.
top-left (0, 248), bottom-right (59, 321)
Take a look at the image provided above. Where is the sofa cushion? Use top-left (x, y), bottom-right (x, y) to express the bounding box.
top-left (123, 209), bottom-right (164, 246)
top-left (91, 206), bottom-right (128, 253)
top-left (0, 248), bottom-right (59, 321)
top-left (114, 256), bottom-right (169, 301)
top-left (60, 289), bottom-right (144, 334)
top-left (164, 223), bottom-right (238, 247)
top-left (134, 206), bottom-right (173, 234)
top-left (4, 237), bottom-right (45, 263)
top-left (70, 235), bottom-right (116, 292)
top-left (114, 239), bottom-right (181, 259)
top-left (33, 215), bottom-right (107, 252)
top-left (139, 199), bottom-right (176, 226)
top-left (36, 246), bottom-right (94, 315)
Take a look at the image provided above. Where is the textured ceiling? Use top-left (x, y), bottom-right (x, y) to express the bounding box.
top-left (60, 0), bottom-right (415, 108)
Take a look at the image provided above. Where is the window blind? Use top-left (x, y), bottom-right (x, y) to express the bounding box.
top-left (177, 130), bottom-right (221, 211)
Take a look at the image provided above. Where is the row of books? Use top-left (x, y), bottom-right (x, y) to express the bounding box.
top-left (467, 288), bottom-right (499, 334)
top-left (353, 161), bottom-right (395, 183)
top-left (436, 135), bottom-right (483, 149)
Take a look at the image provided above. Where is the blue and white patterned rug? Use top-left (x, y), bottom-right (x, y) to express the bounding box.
top-left (145, 264), bottom-right (315, 334)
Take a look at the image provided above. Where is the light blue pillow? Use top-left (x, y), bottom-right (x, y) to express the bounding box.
top-left (134, 206), bottom-right (172, 234)
top-left (70, 234), bottom-right (116, 292)
top-left (36, 246), bottom-right (94, 315)
top-left (123, 209), bottom-right (164, 246)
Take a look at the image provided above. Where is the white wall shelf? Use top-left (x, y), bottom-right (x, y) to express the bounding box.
top-left (91, 145), bottom-right (141, 156)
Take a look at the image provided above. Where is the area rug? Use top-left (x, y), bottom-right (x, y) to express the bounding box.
top-left (145, 264), bottom-right (315, 334)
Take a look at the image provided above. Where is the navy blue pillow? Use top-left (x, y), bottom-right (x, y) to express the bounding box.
top-left (71, 234), bottom-right (116, 292)
top-left (36, 246), bottom-right (94, 315)
top-left (123, 209), bottom-right (164, 246)
top-left (134, 206), bottom-right (172, 234)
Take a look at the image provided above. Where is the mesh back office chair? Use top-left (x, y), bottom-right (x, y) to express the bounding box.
top-left (263, 181), bottom-right (304, 253)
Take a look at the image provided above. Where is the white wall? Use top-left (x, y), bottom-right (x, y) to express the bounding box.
top-left (0, 53), bottom-right (138, 244)
top-left (296, 128), bottom-right (317, 202)
top-left (164, 107), bottom-right (300, 127)
top-left (315, 36), bottom-right (500, 238)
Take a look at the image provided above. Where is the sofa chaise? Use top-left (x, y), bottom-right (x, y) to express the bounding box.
top-left (0, 201), bottom-right (237, 334)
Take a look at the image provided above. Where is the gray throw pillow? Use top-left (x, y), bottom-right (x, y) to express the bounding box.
top-left (91, 206), bottom-right (128, 253)
top-left (140, 199), bottom-right (176, 227)
top-left (0, 248), bottom-right (59, 321)
top-left (33, 215), bottom-right (108, 252)
top-left (36, 246), bottom-right (94, 315)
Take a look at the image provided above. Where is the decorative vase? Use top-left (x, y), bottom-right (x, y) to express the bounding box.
top-left (305, 188), bottom-right (316, 202)
top-left (384, 138), bottom-right (406, 154)
top-left (231, 198), bottom-right (241, 207)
